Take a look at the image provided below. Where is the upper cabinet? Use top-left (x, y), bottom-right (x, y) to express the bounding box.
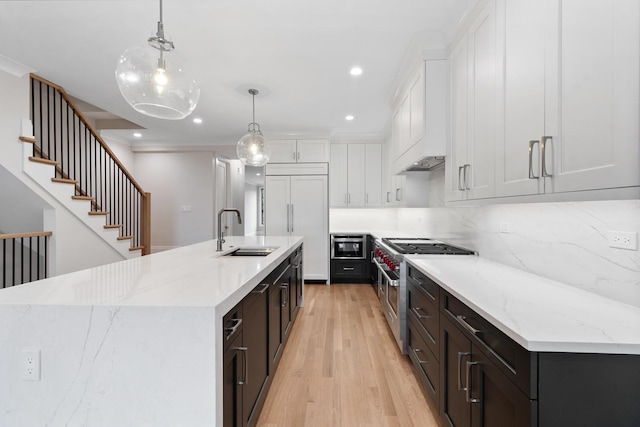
top-left (446, 0), bottom-right (498, 202)
top-left (391, 60), bottom-right (448, 174)
top-left (448, 0), bottom-right (640, 202)
top-left (268, 139), bottom-right (330, 163)
top-left (330, 143), bottom-right (382, 208)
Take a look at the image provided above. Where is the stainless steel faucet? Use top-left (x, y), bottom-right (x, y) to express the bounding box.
top-left (217, 208), bottom-right (243, 251)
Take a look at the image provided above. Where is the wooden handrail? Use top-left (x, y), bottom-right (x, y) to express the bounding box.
top-left (30, 73), bottom-right (146, 195)
top-left (0, 231), bottom-right (53, 240)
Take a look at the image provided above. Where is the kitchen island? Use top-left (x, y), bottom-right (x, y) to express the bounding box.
top-left (0, 235), bottom-right (303, 427)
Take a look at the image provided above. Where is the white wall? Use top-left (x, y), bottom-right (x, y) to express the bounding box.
top-left (330, 208), bottom-right (397, 232)
top-left (0, 69), bottom-right (124, 276)
top-left (133, 151), bottom-right (215, 251)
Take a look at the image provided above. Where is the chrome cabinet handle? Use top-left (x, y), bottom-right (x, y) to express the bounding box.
top-left (541, 136), bottom-right (552, 177)
top-left (292, 151), bottom-right (296, 160)
top-left (528, 140), bottom-right (540, 179)
top-left (412, 347), bottom-right (429, 364)
top-left (366, 193), bottom-right (369, 204)
top-left (297, 151), bottom-right (300, 161)
top-left (286, 204), bottom-right (290, 232)
top-left (457, 351), bottom-right (470, 391)
top-left (386, 191), bottom-right (391, 203)
top-left (252, 283), bottom-right (269, 295)
top-left (343, 267), bottom-right (355, 271)
top-left (225, 318), bottom-right (242, 340)
top-left (463, 164), bottom-right (471, 190)
top-left (280, 284), bottom-right (289, 308)
top-left (395, 188), bottom-right (401, 201)
top-left (290, 205), bottom-right (294, 233)
top-left (466, 360), bottom-right (480, 403)
top-left (456, 315), bottom-right (482, 335)
top-left (458, 166), bottom-right (465, 191)
top-left (411, 306), bottom-right (431, 320)
top-left (234, 346), bottom-right (248, 385)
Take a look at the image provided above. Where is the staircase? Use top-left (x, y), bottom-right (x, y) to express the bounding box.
top-left (23, 74), bottom-right (150, 257)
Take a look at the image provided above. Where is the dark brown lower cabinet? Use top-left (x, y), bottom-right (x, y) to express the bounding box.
top-left (223, 332), bottom-right (244, 427)
top-left (440, 316), bottom-right (534, 427)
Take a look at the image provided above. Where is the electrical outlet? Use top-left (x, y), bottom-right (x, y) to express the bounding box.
top-left (22, 349), bottom-right (40, 381)
top-left (499, 222), bottom-right (512, 234)
top-left (608, 231), bottom-right (638, 250)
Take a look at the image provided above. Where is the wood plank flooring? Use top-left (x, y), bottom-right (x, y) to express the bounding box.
top-left (257, 283), bottom-right (440, 427)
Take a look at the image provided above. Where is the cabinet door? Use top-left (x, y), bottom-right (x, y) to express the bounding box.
top-left (447, 34), bottom-right (469, 202)
top-left (265, 176), bottom-right (291, 236)
top-left (329, 144), bottom-right (348, 207)
top-left (364, 144), bottom-right (382, 207)
top-left (290, 175), bottom-right (328, 281)
top-left (466, 0), bottom-right (497, 200)
top-left (347, 144), bottom-right (366, 207)
top-left (243, 285), bottom-right (270, 427)
top-left (267, 140), bottom-right (297, 163)
top-left (409, 65), bottom-right (426, 146)
top-left (269, 278), bottom-right (283, 369)
top-left (278, 270), bottom-right (292, 342)
top-left (223, 333), bottom-right (244, 427)
top-left (550, 0), bottom-right (640, 193)
top-left (440, 317), bottom-right (472, 427)
top-left (496, 0), bottom-right (555, 197)
top-left (470, 346), bottom-right (534, 427)
top-left (297, 139), bottom-right (329, 163)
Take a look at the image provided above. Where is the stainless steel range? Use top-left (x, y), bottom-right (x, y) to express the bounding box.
top-left (373, 238), bottom-right (475, 353)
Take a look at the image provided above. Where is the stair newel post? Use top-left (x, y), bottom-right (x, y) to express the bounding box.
top-left (142, 192), bottom-right (151, 255)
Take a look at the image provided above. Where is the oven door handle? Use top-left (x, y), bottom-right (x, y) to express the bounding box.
top-left (373, 259), bottom-right (398, 287)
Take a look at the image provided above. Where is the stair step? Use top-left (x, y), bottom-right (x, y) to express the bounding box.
top-left (104, 224), bottom-right (123, 229)
top-left (29, 157), bottom-right (58, 166)
top-left (51, 177), bottom-right (77, 185)
top-left (88, 211), bottom-right (109, 216)
top-left (72, 195), bottom-right (94, 201)
top-left (117, 235), bottom-right (134, 241)
top-left (19, 136), bottom-right (36, 144)
top-left (129, 246), bottom-right (144, 252)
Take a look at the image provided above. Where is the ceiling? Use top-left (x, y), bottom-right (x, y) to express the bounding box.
top-left (0, 0), bottom-right (475, 152)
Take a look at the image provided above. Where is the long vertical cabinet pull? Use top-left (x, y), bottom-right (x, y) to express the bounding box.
top-left (235, 346), bottom-right (248, 385)
top-left (286, 204), bottom-right (290, 233)
top-left (541, 136), bottom-right (553, 177)
top-left (457, 351), bottom-right (470, 391)
top-left (528, 140), bottom-right (540, 179)
top-left (290, 205), bottom-right (294, 233)
top-left (458, 166), bottom-right (466, 191)
top-left (463, 164), bottom-right (471, 190)
top-left (465, 360), bottom-right (480, 403)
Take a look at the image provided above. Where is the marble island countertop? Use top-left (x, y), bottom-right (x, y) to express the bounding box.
top-left (405, 255), bottom-right (640, 355)
top-left (0, 235), bottom-right (303, 312)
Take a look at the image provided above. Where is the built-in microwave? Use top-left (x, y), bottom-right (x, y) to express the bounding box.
top-left (330, 235), bottom-right (367, 259)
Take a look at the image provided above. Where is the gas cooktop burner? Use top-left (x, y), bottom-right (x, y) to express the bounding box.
top-left (382, 238), bottom-right (475, 255)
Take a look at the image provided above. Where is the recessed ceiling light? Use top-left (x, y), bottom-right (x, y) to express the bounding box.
top-left (193, 117), bottom-right (203, 124)
top-left (133, 132), bottom-right (142, 138)
top-left (345, 115), bottom-right (354, 121)
top-left (350, 67), bottom-right (363, 76)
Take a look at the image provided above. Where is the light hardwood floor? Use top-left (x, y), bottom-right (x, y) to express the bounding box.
top-left (256, 283), bottom-right (440, 427)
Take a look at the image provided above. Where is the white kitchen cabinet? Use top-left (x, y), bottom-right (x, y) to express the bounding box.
top-left (268, 139), bottom-right (329, 163)
top-left (329, 143), bottom-right (381, 207)
top-left (495, 0), bottom-right (639, 197)
top-left (392, 60), bottom-right (448, 174)
top-left (446, 0), bottom-right (497, 201)
top-left (265, 174), bottom-right (328, 281)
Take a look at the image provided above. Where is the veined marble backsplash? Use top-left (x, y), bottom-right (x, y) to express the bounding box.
top-left (331, 170), bottom-right (640, 308)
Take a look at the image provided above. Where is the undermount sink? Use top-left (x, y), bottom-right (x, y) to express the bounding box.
top-left (223, 247), bottom-right (278, 257)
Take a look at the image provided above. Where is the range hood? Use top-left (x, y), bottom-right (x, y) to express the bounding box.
top-left (402, 156), bottom-right (445, 172)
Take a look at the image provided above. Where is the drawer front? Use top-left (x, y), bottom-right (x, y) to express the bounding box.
top-left (407, 264), bottom-right (439, 307)
top-left (407, 281), bottom-right (439, 358)
top-left (223, 301), bottom-right (243, 351)
top-left (331, 259), bottom-right (367, 278)
top-left (441, 291), bottom-right (536, 398)
top-left (407, 314), bottom-right (440, 409)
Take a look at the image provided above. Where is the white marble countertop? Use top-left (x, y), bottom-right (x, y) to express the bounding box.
top-left (0, 236), bottom-right (303, 314)
top-left (405, 255), bottom-right (640, 355)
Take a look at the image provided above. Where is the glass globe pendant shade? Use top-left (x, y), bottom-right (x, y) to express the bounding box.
top-left (115, 42), bottom-right (200, 120)
top-left (237, 126), bottom-right (272, 167)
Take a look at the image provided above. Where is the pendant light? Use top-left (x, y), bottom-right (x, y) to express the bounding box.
top-left (115, 0), bottom-right (200, 120)
top-left (237, 89), bottom-right (271, 166)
